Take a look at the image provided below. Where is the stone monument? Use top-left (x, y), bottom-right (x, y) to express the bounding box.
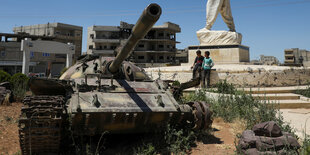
top-left (188, 0), bottom-right (249, 65)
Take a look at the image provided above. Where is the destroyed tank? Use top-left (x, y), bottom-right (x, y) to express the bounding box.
top-left (18, 3), bottom-right (212, 154)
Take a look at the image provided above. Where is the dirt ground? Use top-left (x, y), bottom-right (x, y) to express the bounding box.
top-left (191, 118), bottom-right (244, 155)
top-left (0, 102), bottom-right (22, 155)
top-left (0, 103), bottom-right (240, 155)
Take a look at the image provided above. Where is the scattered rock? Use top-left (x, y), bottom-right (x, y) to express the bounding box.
top-left (252, 121), bottom-right (282, 137)
top-left (238, 121), bottom-right (300, 154)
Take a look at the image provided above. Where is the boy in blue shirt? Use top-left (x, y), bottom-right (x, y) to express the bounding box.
top-left (201, 51), bottom-right (214, 88)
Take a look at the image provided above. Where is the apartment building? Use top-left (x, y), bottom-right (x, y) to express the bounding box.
top-left (0, 33), bottom-right (70, 76)
top-left (87, 22), bottom-right (181, 67)
top-left (13, 23), bottom-right (82, 61)
top-left (284, 48), bottom-right (310, 67)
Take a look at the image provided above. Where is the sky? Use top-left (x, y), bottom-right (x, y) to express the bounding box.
top-left (0, 0), bottom-right (309, 62)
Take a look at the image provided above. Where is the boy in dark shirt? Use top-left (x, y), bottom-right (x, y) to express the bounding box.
top-left (191, 50), bottom-right (204, 79)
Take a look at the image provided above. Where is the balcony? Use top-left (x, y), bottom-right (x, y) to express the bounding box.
top-left (284, 54), bottom-right (294, 57)
top-left (284, 59), bottom-right (294, 63)
top-left (91, 50), bottom-right (114, 55)
top-left (92, 38), bottom-right (120, 43)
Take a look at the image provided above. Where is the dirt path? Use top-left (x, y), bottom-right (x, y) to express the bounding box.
top-left (0, 103), bottom-right (240, 155)
top-left (0, 102), bottom-right (22, 154)
top-left (191, 118), bottom-right (243, 155)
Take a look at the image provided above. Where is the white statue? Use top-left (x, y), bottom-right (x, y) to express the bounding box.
top-left (206, 0), bottom-right (235, 32)
top-left (196, 0), bottom-right (241, 45)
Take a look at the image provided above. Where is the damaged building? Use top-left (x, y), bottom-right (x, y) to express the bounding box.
top-left (13, 23), bottom-right (82, 62)
top-left (87, 22), bottom-right (181, 67)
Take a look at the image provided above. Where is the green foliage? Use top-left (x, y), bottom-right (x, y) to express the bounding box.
top-left (295, 86), bottom-right (310, 98)
top-left (134, 124), bottom-right (197, 154)
top-left (0, 70), bottom-right (11, 83)
top-left (134, 143), bottom-right (156, 155)
top-left (183, 88), bottom-right (294, 134)
top-left (10, 73), bottom-right (29, 101)
top-left (208, 79), bottom-right (239, 94)
top-left (301, 134), bottom-right (310, 155)
top-left (60, 67), bottom-right (68, 76)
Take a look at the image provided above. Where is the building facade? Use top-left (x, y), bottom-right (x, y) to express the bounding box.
top-left (259, 55), bottom-right (279, 65)
top-left (13, 23), bottom-right (82, 61)
top-left (0, 33), bottom-right (69, 76)
top-left (284, 48), bottom-right (310, 67)
top-left (87, 22), bottom-right (181, 67)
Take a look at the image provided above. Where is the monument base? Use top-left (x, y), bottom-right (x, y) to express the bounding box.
top-left (197, 28), bottom-right (242, 45)
top-left (187, 44), bottom-right (250, 65)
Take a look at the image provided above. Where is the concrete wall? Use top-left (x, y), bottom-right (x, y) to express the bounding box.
top-left (145, 65), bottom-right (310, 87)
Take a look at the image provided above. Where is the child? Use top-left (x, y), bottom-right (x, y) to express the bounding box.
top-left (201, 51), bottom-right (214, 88)
top-left (191, 50), bottom-right (204, 79)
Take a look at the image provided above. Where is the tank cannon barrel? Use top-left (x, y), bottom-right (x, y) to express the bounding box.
top-left (109, 3), bottom-right (162, 74)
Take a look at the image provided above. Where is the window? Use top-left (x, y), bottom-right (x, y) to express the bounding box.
top-left (159, 56), bottom-right (164, 60)
top-left (167, 45), bottom-right (170, 48)
top-left (104, 46), bottom-right (107, 49)
top-left (55, 31), bottom-right (60, 34)
top-left (76, 33), bottom-right (81, 37)
top-left (90, 34), bottom-right (94, 39)
top-left (0, 51), bottom-right (5, 57)
top-left (30, 52), bottom-right (34, 58)
top-left (138, 56), bottom-right (145, 59)
top-left (158, 33), bottom-right (164, 37)
top-left (89, 45), bottom-right (93, 49)
top-left (42, 53), bottom-right (50, 57)
top-left (138, 44), bottom-right (144, 48)
top-left (158, 45), bottom-right (164, 48)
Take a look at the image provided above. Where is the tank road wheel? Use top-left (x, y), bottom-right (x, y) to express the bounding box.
top-left (188, 101), bottom-right (213, 130)
top-left (18, 95), bottom-right (65, 155)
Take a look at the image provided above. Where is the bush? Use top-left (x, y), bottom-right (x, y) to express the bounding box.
top-left (10, 73), bottom-right (29, 101)
top-left (134, 124), bottom-right (196, 154)
top-left (0, 70), bottom-right (11, 83)
top-left (208, 79), bottom-right (238, 94)
top-left (183, 88), bottom-right (294, 133)
top-left (295, 86), bottom-right (310, 98)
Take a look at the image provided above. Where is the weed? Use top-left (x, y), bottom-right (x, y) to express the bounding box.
top-left (133, 124), bottom-right (199, 154)
top-left (301, 134), bottom-right (310, 154)
top-left (134, 143), bottom-right (156, 155)
top-left (208, 79), bottom-right (238, 94)
top-left (295, 85), bottom-right (310, 98)
top-left (10, 73), bottom-right (28, 102)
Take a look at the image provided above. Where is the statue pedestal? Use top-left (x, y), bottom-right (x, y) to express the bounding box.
top-left (188, 44), bottom-right (250, 65)
top-left (186, 28), bottom-right (249, 65)
top-left (197, 28), bottom-right (242, 45)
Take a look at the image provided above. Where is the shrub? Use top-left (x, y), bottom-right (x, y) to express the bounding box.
top-left (134, 124), bottom-right (196, 154)
top-left (208, 79), bottom-right (238, 94)
top-left (301, 134), bottom-right (310, 154)
top-left (295, 86), bottom-right (310, 98)
top-left (10, 73), bottom-right (29, 101)
top-left (183, 88), bottom-right (294, 133)
top-left (0, 70), bottom-right (11, 83)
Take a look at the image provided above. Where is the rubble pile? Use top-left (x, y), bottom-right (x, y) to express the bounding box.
top-left (238, 121), bottom-right (300, 155)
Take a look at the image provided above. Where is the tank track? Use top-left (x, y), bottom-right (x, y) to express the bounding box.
top-left (19, 95), bottom-right (65, 155)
